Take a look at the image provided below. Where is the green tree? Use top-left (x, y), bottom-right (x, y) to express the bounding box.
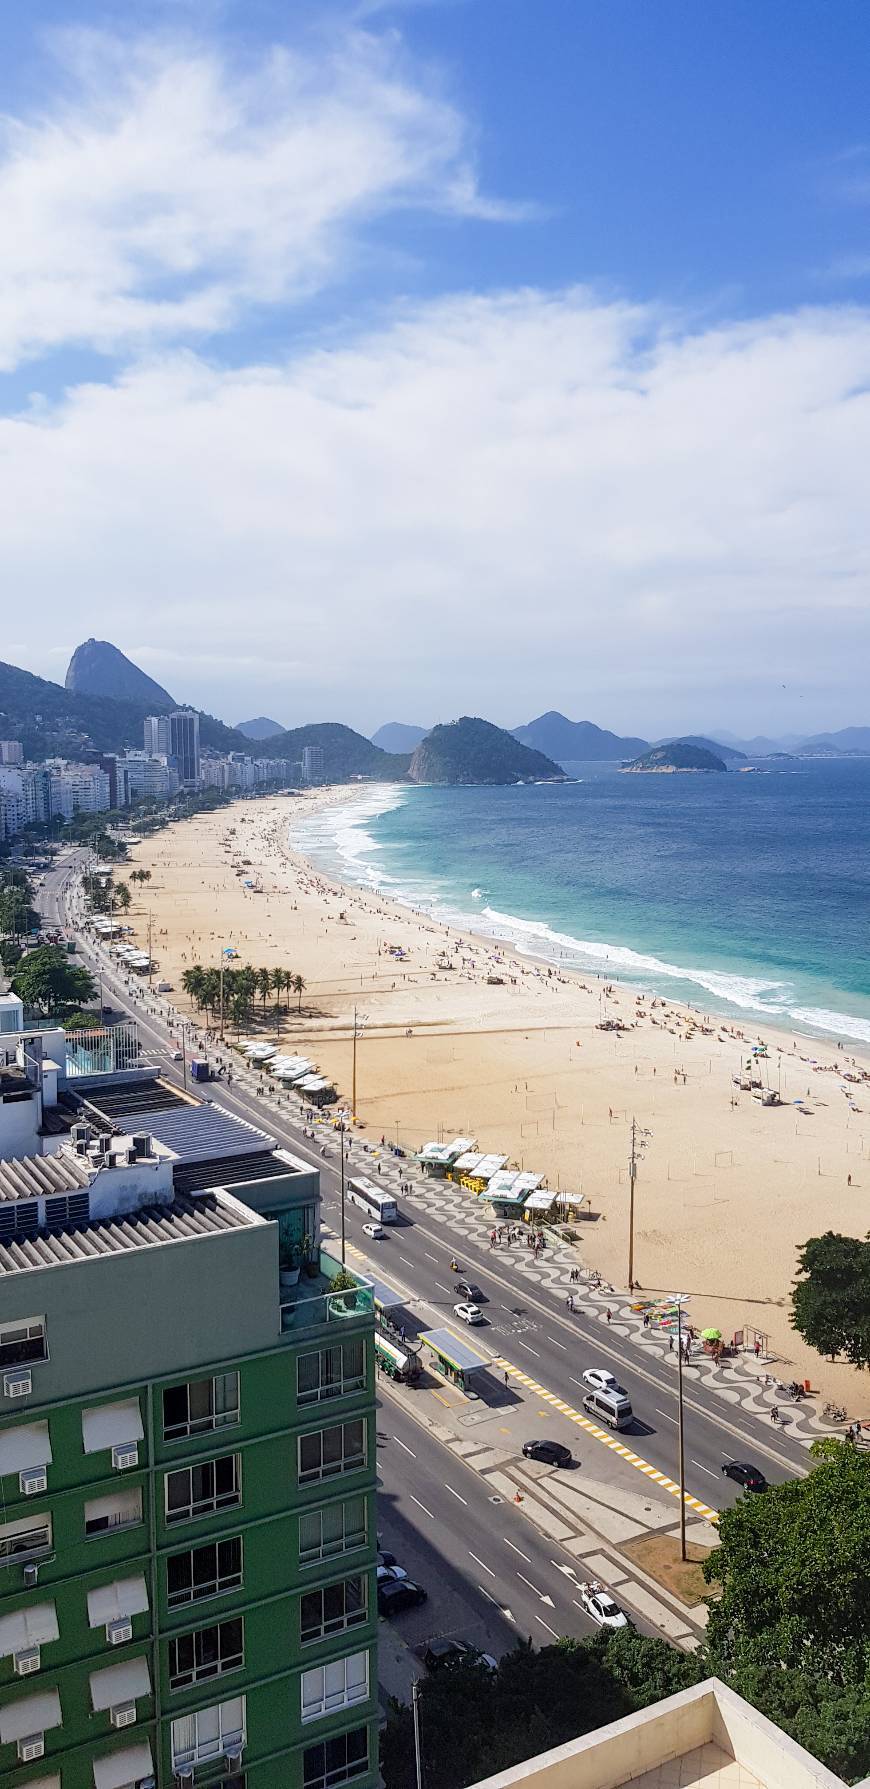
top-left (704, 1439), bottom-right (870, 1779)
top-left (791, 1231), bottom-right (870, 1369)
top-left (113, 882), bottom-right (131, 913)
top-left (0, 938), bottom-right (23, 972)
top-left (12, 945), bottom-right (97, 1017)
top-left (256, 967), bottom-right (273, 1021)
top-left (0, 886), bottom-right (32, 942)
top-left (294, 972), bottom-right (306, 1013)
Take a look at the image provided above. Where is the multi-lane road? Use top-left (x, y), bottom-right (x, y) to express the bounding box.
top-left (40, 851), bottom-right (812, 1660)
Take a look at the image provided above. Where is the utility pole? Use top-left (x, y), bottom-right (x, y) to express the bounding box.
top-left (627, 1117), bottom-right (652, 1291)
top-left (339, 1115), bottom-right (347, 1267)
top-left (147, 911), bottom-right (153, 985)
top-left (352, 1006), bottom-right (359, 1119)
top-left (412, 1679), bottom-right (424, 1789)
top-left (677, 1299), bottom-right (687, 1561)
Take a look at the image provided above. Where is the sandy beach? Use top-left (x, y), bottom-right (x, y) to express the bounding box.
top-left (122, 787), bottom-right (870, 1405)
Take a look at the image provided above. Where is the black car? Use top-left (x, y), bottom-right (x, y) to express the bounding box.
top-left (522, 1439), bottom-right (573, 1467)
top-left (422, 1638), bottom-right (497, 1673)
top-left (377, 1579), bottom-right (428, 1616)
top-left (377, 1550), bottom-right (398, 1569)
top-left (455, 1278), bottom-right (484, 1301)
top-left (722, 1460), bottom-right (767, 1492)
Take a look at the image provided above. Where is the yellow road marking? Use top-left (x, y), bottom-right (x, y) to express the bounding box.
top-left (494, 1356), bottom-right (719, 1523)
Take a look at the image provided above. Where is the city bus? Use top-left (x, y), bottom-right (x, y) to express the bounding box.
top-left (346, 1177), bottom-right (399, 1224)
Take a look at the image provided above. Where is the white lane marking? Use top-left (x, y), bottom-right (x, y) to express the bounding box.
top-left (410, 1494), bottom-right (434, 1519)
top-left (434, 1281), bottom-right (451, 1294)
top-left (503, 1538), bottom-right (532, 1563)
top-left (534, 1615), bottom-right (560, 1639)
top-left (569, 1376), bottom-right (586, 1390)
top-left (469, 1552), bottom-right (495, 1577)
top-left (691, 1460), bottom-right (718, 1477)
top-left (517, 1340), bottom-right (541, 1357)
top-left (550, 1337), bottom-right (567, 1350)
top-left (444, 1484), bottom-right (468, 1506)
top-left (397, 1255), bottom-right (415, 1266)
top-left (424, 1251), bottom-right (439, 1262)
top-left (656, 1408), bottom-right (678, 1423)
top-left (394, 1437), bottom-right (417, 1458)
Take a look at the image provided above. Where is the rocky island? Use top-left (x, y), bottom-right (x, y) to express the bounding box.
top-left (622, 741), bottom-right (728, 774)
top-left (409, 716), bottom-right (564, 784)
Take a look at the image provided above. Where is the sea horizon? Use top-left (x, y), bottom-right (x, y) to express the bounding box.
top-left (289, 761), bottom-right (870, 1054)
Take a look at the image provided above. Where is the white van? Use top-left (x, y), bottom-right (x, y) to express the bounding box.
top-left (583, 1387), bottom-right (633, 1430)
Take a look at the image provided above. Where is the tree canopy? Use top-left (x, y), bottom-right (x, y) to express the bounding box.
top-left (791, 1230), bottom-right (870, 1370)
top-left (704, 1439), bottom-right (870, 1781)
top-left (11, 945), bottom-right (97, 1017)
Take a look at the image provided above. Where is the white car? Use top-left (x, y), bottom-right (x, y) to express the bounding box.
top-left (582, 1367), bottom-right (623, 1394)
top-left (577, 1582), bottom-right (629, 1629)
top-left (362, 1223), bottom-right (385, 1239)
top-left (454, 1302), bottom-right (485, 1326)
top-left (376, 1564), bottom-right (408, 1583)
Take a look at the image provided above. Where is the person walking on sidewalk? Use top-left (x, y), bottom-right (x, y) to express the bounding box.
top-left (606, 1308), bottom-right (612, 1324)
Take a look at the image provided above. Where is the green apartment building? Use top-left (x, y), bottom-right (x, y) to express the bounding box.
top-left (0, 1141), bottom-right (379, 1789)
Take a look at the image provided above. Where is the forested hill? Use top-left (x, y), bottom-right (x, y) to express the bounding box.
top-left (409, 716), bottom-right (564, 784)
top-left (257, 721), bottom-right (410, 780)
top-left (0, 660), bottom-right (244, 760)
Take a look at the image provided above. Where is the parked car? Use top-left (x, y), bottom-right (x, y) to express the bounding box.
top-left (376, 1565), bottom-right (408, 1583)
top-left (362, 1222), bottom-right (385, 1239)
top-left (582, 1367), bottom-right (623, 1394)
top-left (377, 1549), bottom-right (398, 1569)
top-left (454, 1302), bottom-right (485, 1326)
top-left (722, 1460), bottom-right (767, 1492)
top-left (577, 1582), bottom-right (629, 1629)
top-left (454, 1278), bottom-right (484, 1301)
top-left (378, 1579), bottom-right (427, 1617)
top-left (422, 1638), bottom-right (497, 1673)
top-left (522, 1439), bottom-right (572, 1467)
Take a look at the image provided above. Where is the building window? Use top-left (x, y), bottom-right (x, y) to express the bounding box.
top-left (84, 1488), bottom-right (142, 1537)
top-left (0, 1511), bottom-right (52, 1565)
top-left (303, 1725), bottom-right (369, 1789)
top-left (299, 1498), bottom-right (367, 1567)
top-left (163, 1371), bottom-right (240, 1441)
top-left (298, 1343), bottom-right (365, 1407)
top-left (298, 1422), bottom-right (366, 1486)
top-left (0, 1317), bottom-right (46, 1369)
top-left (169, 1617), bottom-right (244, 1690)
top-left (165, 1454), bottom-right (241, 1523)
top-left (301, 1576), bottom-right (366, 1645)
top-left (301, 1651), bottom-right (369, 1723)
top-left (171, 1694), bottom-right (245, 1767)
top-left (167, 1537), bottom-right (243, 1608)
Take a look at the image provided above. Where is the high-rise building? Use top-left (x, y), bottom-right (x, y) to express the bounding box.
top-left (301, 748), bottom-right (325, 787)
top-left (0, 1144), bottom-right (378, 1789)
top-left (169, 712), bottom-right (200, 786)
top-left (0, 740), bottom-right (24, 765)
top-left (143, 717), bottom-right (170, 759)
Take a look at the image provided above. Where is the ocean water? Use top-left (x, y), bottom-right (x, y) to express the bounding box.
top-left (290, 761), bottom-right (870, 1048)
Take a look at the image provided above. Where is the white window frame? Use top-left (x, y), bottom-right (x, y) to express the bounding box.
top-left (297, 1342), bottom-right (365, 1407)
top-left (0, 1316), bottom-right (47, 1370)
top-left (299, 1497), bottom-right (367, 1567)
top-left (166, 1536), bottom-right (244, 1608)
top-left (168, 1616), bottom-right (244, 1690)
top-left (165, 1454), bottom-right (241, 1524)
top-left (301, 1650), bottom-right (369, 1724)
top-left (300, 1574), bottom-right (367, 1645)
top-left (163, 1371), bottom-right (240, 1442)
top-left (0, 1511), bottom-right (52, 1565)
top-left (84, 1488), bottom-right (143, 1538)
top-left (298, 1421), bottom-right (366, 1486)
top-left (171, 1694), bottom-right (246, 1767)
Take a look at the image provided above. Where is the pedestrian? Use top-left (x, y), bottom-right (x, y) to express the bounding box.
top-left (770, 1405), bottom-right (779, 1424)
top-left (754, 1339), bottom-right (761, 1359)
top-left (504, 1370), bottom-right (509, 1387)
top-left (669, 1336), bottom-right (674, 1353)
top-left (642, 1312), bottom-right (649, 1328)
top-left (606, 1307), bottom-right (612, 1324)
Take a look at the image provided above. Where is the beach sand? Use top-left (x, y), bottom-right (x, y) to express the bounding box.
top-left (122, 788), bottom-right (870, 1408)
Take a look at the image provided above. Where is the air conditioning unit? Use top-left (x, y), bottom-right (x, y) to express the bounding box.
top-left (175, 1769), bottom-right (194, 1785)
top-left (112, 1442), bottom-right (139, 1471)
top-left (139, 1778), bottom-right (156, 1789)
top-left (225, 1748), bottom-right (243, 1771)
top-left (23, 1563), bottom-right (39, 1588)
top-left (20, 1467), bottom-right (48, 1496)
top-left (111, 1701), bottom-right (137, 1729)
top-left (4, 1369), bottom-right (32, 1398)
top-left (106, 1617), bottom-right (133, 1646)
top-left (18, 1735), bottom-right (45, 1763)
top-left (14, 1646), bottom-right (41, 1675)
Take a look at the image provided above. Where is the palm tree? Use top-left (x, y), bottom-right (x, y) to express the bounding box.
top-left (294, 973), bottom-right (306, 1013)
top-left (114, 883), bottom-right (131, 913)
top-left (271, 968), bottom-right (287, 1034)
top-left (182, 966), bottom-right (206, 1011)
top-left (256, 967), bottom-right (273, 1023)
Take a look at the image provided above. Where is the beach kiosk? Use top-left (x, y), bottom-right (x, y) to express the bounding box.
top-left (419, 1326), bottom-right (491, 1396)
top-left (451, 1150), bottom-right (509, 1194)
top-left (485, 1169), bottom-right (543, 1220)
top-left (367, 1274), bottom-right (421, 1384)
top-left (417, 1137), bottom-right (476, 1178)
top-left (296, 1072), bottom-right (337, 1107)
top-left (522, 1186), bottom-right (558, 1224)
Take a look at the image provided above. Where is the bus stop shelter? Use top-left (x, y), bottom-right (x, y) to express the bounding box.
top-left (419, 1326), bottom-right (492, 1394)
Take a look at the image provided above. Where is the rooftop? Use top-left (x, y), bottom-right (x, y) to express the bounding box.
top-left (0, 1190), bottom-right (259, 1274)
top-left (0, 1152), bottom-right (92, 1202)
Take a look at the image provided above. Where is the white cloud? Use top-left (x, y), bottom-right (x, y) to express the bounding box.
top-left (0, 23), bottom-right (510, 370)
top-left (3, 289), bottom-right (870, 731)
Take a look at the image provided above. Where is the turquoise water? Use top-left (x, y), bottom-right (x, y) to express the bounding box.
top-left (291, 761), bottom-right (870, 1048)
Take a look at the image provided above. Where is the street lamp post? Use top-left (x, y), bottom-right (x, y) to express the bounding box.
top-left (351, 1007), bottom-right (368, 1120)
top-left (627, 1117), bottom-right (652, 1290)
top-left (677, 1299), bottom-right (688, 1561)
top-left (339, 1113), bottom-right (347, 1266)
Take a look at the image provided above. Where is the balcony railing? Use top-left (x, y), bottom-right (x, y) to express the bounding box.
top-left (279, 1251), bottom-right (374, 1336)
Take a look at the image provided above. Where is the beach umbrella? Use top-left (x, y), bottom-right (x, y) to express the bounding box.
top-left (700, 1327), bottom-right (722, 1341)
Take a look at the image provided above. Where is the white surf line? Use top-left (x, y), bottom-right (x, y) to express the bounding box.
top-left (503, 1538), bottom-right (532, 1563)
top-left (444, 1484), bottom-right (468, 1505)
top-left (469, 1552), bottom-right (495, 1577)
top-left (393, 1437), bottom-right (417, 1458)
top-left (410, 1494), bottom-right (434, 1519)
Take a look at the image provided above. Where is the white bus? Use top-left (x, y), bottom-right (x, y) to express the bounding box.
top-left (346, 1177), bottom-right (399, 1225)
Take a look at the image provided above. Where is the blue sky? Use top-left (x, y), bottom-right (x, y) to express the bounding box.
top-left (1, 0), bottom-right (869, 735)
